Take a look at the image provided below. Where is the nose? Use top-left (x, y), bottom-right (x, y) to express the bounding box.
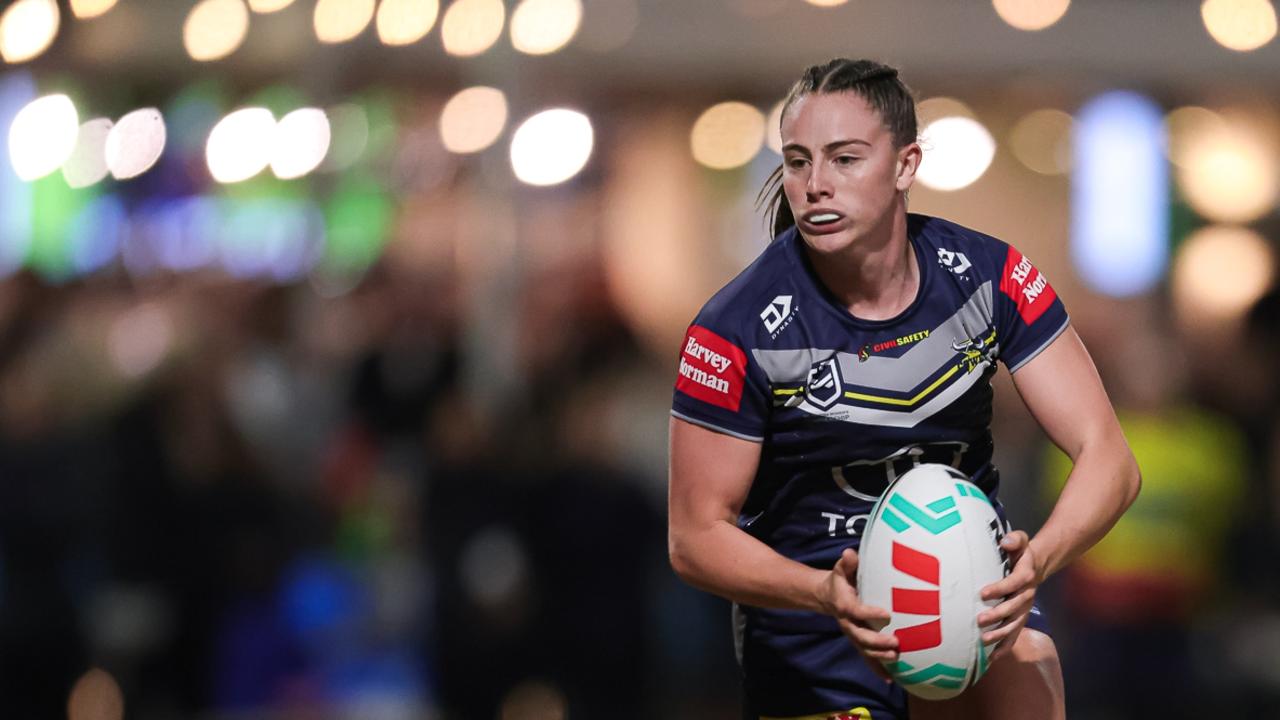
top-left (806, 160), bottom-right (832, 201)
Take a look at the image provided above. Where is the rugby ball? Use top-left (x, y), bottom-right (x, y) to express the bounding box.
top-left (855, 463), bottom-right (1008, 700)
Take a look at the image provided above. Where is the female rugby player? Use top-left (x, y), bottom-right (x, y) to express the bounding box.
top-left (668, 58), bottom-right (1139, 720)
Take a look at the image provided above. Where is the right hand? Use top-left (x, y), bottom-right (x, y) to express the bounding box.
top-left (818, 548), bottom-right (899, 678)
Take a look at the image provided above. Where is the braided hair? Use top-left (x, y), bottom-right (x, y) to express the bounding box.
top-left (757, 59), bottom-right (918, 238)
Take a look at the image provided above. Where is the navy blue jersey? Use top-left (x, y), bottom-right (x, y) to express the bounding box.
top-left (671, 214), bottom-right (1069, 718)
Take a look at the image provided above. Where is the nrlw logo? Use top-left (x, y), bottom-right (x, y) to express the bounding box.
top-left (760, 294), bottom-right (796, 337)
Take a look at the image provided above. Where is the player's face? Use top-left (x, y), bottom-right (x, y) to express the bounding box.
top-left (780, 92), bottom-right (919, 253)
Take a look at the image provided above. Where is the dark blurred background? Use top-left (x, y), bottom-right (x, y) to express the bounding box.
top-left (0, 0), bottom-right (1278, 718)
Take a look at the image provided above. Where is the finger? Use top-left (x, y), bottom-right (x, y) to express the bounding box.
top-left (986, 619), bottom-right (1028, 663)
top-left (1000, 529), bottom-right (1029, 552)
top-left (838, 618), bottom-right (900, 652)
top-left (972, 589), bottom-right (1034, 627)
top-left (980, 560), bottom-right (1036, 600)
top-left (834, 548), bottom-right (859, 579)
top-left (848, 601), bottom-right (891, 626)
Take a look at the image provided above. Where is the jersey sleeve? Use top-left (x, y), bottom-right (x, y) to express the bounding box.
top-left (994, 243), bottom-right (1070, 373)
top-left (670, 318), bottom-right (770, 442)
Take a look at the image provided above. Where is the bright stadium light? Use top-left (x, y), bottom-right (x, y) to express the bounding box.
top-left (247, 0), bottom-right (296, 12)
top-left (1071, 90), bottom-right (1168, 297)
top-left (1175, 111), bottom-right (1278, 223)
top-left (1201, 0), bottom-right (1277, 52)
top-left (271, 108), bottom-right (331, 179)
top-left (510, 108), bottom-right (593, 186)
top-left (62, 118), bottom-right (113, 189)
top-left (1173, 225), bottom-right (1275, 326)
top-left (376, 0), bottom-right (440, 45)
top-left (992, 0), bottom-right (1070, 31)
top-left (441, 0), bottom-right (505, 56)
top-left (690, 101), bottom-right (766, 170)
top-left (106, 108), bottom-right (166, 180)
top-left (314, 0), bottom-right (376, 43)
top-left (916, 116), bottom-right (995, 191)
top-left (70, 0), bottom-right (120, 19)
top-left (1, 0), bottom-right (60, 64)
top-left (439, 86), bottom-right (507, 154)
top-left (765, 99), bottom-right (784, 155)
top-left (510, 0), bottom-right (582, 55)
top-left (206, 107), bottom-right (276, 183)
top-left (8, 93), bottom-right (79, 181)
top-left (184, 0), bottom-right (250, 62)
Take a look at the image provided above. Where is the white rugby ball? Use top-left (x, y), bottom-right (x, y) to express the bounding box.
top-left (855, 463), bottom-right (1008, 700)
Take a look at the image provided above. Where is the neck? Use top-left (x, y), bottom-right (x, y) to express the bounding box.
top-left (805, 205), bottom-right (918, 321)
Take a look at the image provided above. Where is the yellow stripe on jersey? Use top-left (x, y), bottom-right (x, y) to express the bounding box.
top-left (844, 363), bottom-right (960, 406)
top-left (760, 707), bottom-right (874, 720)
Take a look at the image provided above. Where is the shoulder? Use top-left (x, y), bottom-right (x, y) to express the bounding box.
top-left (909, 213), bottom-right (1018, 279)
top-left (691, 228), bottom-right (800, 342)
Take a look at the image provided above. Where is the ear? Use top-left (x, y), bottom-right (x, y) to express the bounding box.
top-left (894, 142), bottom-right (922, 192)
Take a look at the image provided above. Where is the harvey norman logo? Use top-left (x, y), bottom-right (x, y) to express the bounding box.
top-left (676, 325), bottom-right (747, 412)
top-left (760, 295), bottom-right (796, 337)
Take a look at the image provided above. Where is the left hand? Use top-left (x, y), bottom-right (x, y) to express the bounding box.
top-left (976, 530), bottom-right (1043, 662)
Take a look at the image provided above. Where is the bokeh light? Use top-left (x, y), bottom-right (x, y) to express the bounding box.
top-left (247, 0), bottom-right (295, 12)
top-left (1072, 90), bottom-right (1168, 297)
top-left (992, 0), bottom-right (1070, 31)
top-left (1173, 225), bottom-right (1275, 327)
top-left (510, 0), bottom-right (582, 55)
top-left (1201, 0), bottom-right (1277, 51)
top-left (510, 108), bottom-right (593, 186)
top-left (0, 0), bottom-right (60, 64)
top-left (690, 101), bottom-right (765, 170)
top-left (206, 107), bottom-right (275, 184)
top-left (575, 0), bottom-right (637, 52)
top-left (106, 108), bottom-right (166, 180)
top-left (62, 118), bottom-right (112, 189)
top-left (184, 0), bottom-right (250, 62)
top-left (109, 303), bottom-right (174, 379)
top-left (1175, 111), bottom-right (1279, 223)
top-left (323, 102), bottom-right (369, 170)
top-left (765, 99), bottom-right (784, 155)
top-left (441, 0), bottom-right (505, 56)
top-left (376, 0), bottom-right (440, 46)
top-left (70, 0), bottom-right (120, 19)
top-left (803, 0), bottom-right (848, 6)
top-left (916, 116), bottom-right (995, 191)
top-left (271, 107), bottom-right (331, 179)
top-left (9, 93), bottom-right (78, 181)
top-left (314, 0), bottom-right (376, 44)
top-left (916, 96), bottom-right (975, 126)
top-left (1010, 108), bottom-right (1073, 175)
top-left (439, 86), bottom-right (508, 154)
top-left (1166, 105), bottom-right (1226, 168)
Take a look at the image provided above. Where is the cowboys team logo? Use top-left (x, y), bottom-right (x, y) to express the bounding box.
top-left (952, 331), bottom-right (997, 373)
top-left (804, 356), bottom-right (844, 409)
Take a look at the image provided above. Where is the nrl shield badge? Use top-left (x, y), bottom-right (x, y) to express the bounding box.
top-left (804, 356), bottom-right (843, 409)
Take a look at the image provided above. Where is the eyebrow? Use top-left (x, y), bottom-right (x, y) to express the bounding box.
top-left (773, 137), bottom-right (875, 155)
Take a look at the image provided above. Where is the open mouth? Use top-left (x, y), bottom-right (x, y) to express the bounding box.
top-left (803, 211), bottom-right (844, 226)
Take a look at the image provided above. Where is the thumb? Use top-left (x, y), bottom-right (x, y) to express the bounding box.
top-left (835, 547), bottom-right (860, 579)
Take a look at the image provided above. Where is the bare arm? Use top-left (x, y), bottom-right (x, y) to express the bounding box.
top-left (1013, 326), bottom-right (1140, 580)
top-left (979, 326), bottom-right (1140, 648)
top-left (668, 417), bottom-right (898, 658)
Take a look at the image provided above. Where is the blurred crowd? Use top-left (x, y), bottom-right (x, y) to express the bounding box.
top-left (1, 238), bottom-right (1278, 719)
